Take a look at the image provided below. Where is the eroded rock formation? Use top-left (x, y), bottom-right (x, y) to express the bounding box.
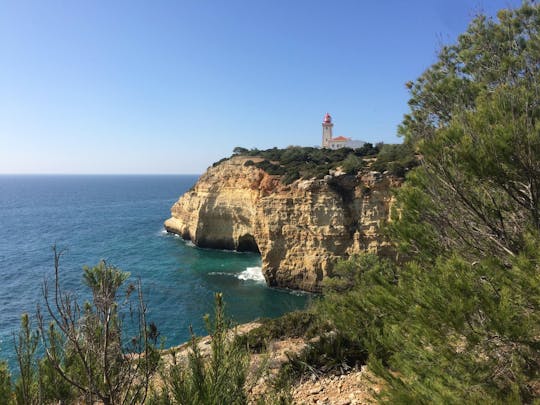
top-left (164, 156), bottom-right (401, 292)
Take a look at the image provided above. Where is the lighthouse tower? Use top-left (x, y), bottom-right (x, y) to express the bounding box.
top-left (322, 113), bottom-right (333, 148)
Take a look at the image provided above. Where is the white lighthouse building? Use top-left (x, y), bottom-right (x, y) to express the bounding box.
top-left (322, 112), bottom-right (334, 147)
top-left (321, 113), bottom-right (366, 150)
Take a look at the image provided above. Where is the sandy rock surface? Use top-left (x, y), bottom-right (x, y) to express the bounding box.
top-left (165, 156), bottom-right (400, 292)
top-left (290, 367), bottom-right (381, 405)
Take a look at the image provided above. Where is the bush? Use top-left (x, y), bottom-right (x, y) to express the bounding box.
top-left (37, 249), bottom-right (160, 405)
top-left (241, 310), bottom-right (324, 353)
top-left (371, 143), bottom-right (417, 176)
top-left (284, 333), bottom-right (366, 379)
top-left (159, 293), bottom-right (251, 405)
top-left (0, 362), bottom-right (12, 404)
top-left (282, 171), bottom-right (300, 185)
top-left (341, 154), bottom-right (363, 174)
top-left (212, 157), bottom-right (229, 168)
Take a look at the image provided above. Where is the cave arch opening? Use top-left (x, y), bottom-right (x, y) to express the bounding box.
top-left (237, 234), bottom-right (260, 253)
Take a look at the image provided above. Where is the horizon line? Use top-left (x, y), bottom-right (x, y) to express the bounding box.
top-left (0, 173), bottom-right (202, 176)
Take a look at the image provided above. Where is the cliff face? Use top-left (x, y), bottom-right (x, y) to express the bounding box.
top-left (165, 156), bottom-right (401, 292)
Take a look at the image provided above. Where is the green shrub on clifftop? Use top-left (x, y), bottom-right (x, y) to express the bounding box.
top-left (225, 144), bottom-right (415, 183)
top-left (158, 293), bottom-right (250, 405)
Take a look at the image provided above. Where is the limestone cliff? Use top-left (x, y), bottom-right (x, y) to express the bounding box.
top-left (164, 156), bottom-right (401, 292)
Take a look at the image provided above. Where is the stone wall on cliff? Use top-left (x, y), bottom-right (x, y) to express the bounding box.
top-left (164, 156), bottom-right (401, 292)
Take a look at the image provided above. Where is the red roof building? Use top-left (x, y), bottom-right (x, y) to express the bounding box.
top-left (331, 136), bottom-right (350, 142)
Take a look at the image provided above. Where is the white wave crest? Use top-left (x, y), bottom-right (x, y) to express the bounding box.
top-left (208, 271), bottom-right (231, 276)
top-left (237, 266), bottom-right (265, 283)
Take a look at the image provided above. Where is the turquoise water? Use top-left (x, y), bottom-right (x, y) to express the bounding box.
top-left (0, 175), bottom-right (309, 368)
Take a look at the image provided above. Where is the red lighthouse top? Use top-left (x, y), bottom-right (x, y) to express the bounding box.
top-left (323, 113), bottom-right (332, 124)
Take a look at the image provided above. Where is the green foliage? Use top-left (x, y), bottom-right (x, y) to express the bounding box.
top-left (38, 252), bottom-right (160, 405)
top-left (221, 144), bottom-right (417, 183)
top-left (371, 143), bottom-right (417, 177)
top-left (287, 333), bottom-right (365, 378)
top-left (340, 154), bottom-right (363, 174)
top-left (38, 355), bottom-right (75, 404)
top-left (233, 147), bottom-right (249, 155)
top-left (212, 157), bottom-right (229, 168)
top-left (381, 247), bottom-right (540, 404)
top-left (160, 293), bottom-right (250, 405)
top-left (282, 170), bottom-right (300, 185)
top-left (318, 255), bottom-right (398, 363)
top-left (254, 159), bottom-right (286, 176)
top-left (14, 314), bottom-right (39, 405)
top-left (392, 1), bottom-right (540, 263)
top-left (240, 310), bottom-right (323, 353)
top-left (219, 143), bottom-right (418, 184)
top-left (1, 255), bottom-right (280, 405)
top-left (317, 3), bottom-right (540, 403)
top-left (321, 249), bottom-right (540, 403)
top-left (0, 362), bottom-right (12, 405)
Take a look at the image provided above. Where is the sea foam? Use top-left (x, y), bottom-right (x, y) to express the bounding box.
top-left (237, 266), bottom-right (265, 283)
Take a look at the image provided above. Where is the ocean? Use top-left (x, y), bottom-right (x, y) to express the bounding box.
top-left (0, 175), bottom-right (309, 369)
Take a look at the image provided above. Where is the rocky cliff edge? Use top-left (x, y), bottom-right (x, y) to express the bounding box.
top-left (164, 156), bottom-right (401, 292)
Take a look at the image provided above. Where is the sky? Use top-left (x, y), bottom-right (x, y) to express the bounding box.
top-left (0, 0), bottom-right (524, 174)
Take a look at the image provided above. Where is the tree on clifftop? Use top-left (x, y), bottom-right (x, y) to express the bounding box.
top-left (321, 2), bottom-right (540, 403)
top-left (395, 0), bottom-right (540, 263)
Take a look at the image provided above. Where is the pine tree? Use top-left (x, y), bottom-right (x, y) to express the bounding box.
top-left (320, 2), bottom-right (540, 403)
top-left (37, 247), bottom-right (160, 405)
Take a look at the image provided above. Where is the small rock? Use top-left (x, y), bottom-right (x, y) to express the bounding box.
top-left (309, 386), bottom-right (323, 395)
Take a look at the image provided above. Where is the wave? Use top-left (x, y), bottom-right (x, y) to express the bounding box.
top-left (237, 266), bottom-right (265, 283)
top-left (158, 229), bottom-right (182, 238)
top-left (207, 271), bottom-right (231, 276)
top-left (208, 266), bottom-right (266, 283)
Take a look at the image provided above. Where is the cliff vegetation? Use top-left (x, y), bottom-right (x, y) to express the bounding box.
top-left (229, 143), bottom-right (416, 182)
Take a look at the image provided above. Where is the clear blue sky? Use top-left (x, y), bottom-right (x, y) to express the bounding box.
top-left (0, 0), bottom-right (523, 174)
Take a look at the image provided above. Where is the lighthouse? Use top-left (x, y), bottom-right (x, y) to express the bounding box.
top-left (322, 112), bottom-right (333, 148)
top-left (320, 113), bottom-right (366, 149)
